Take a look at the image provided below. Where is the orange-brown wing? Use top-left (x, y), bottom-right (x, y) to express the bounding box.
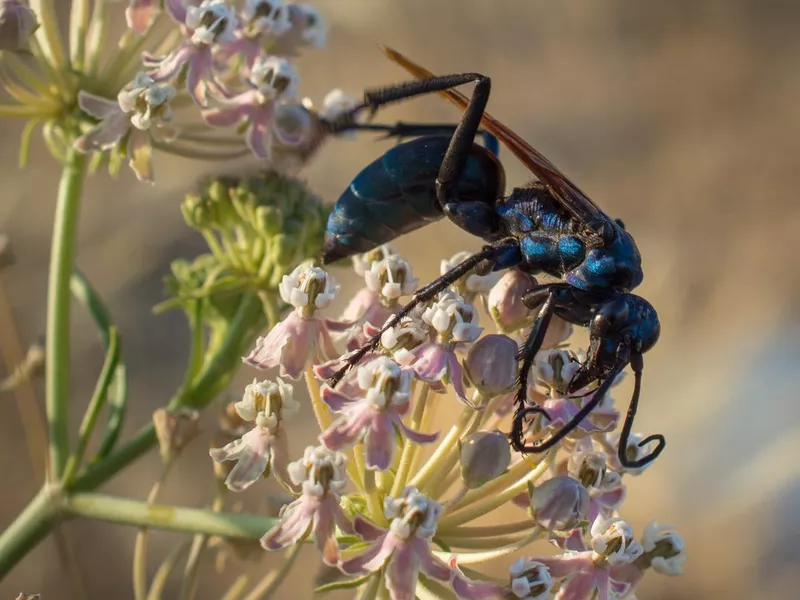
top-left (380, 45), bottom-right (607, 225)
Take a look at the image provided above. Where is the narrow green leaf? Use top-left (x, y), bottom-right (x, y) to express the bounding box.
top-left (70, 270), bottom-right (128, 459)
top-left (314, 573), bottom-right (372, 594)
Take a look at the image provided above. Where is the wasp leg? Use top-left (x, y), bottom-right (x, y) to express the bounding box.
top-left (334, 122), bottom-right (498, 153)
top-left (514, 352), bottom-right (629, 455)
top-left (328, 238), bottom-right (520, 387)
top-left (616, 353), bottom-right (666, 468)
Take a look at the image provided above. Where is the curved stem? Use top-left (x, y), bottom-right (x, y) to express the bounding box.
top-left (0, 486), bottom-right (61, 580)
top-left (46, 147), bottom-right (87, 479)
top-left (134, 467), bottom-right (172, 600)
top-left (64, 493), bottom-right (277, 539)
top-left (241, 543), bottom-right (302, 600)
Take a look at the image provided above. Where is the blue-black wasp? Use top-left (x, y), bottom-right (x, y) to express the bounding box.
top-left (320, 47), bottom-right (665, 468)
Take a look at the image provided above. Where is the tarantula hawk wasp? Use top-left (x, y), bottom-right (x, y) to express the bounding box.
top-left (320, 47), bottom-right (665, 468)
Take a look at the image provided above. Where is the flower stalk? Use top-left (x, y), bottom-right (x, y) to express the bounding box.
top-left (45, 146), bottom-right (87, 480)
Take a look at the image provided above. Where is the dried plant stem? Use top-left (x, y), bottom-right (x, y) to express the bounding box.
top-left (133, 466), bottom-right (172, 600)
top-left (391, 384), bottom-right (430, 496)
top-left (179, 495), bottom-right (225, 600)
top-left (146, 540), bottom-right (192, 600)
top-left (241, 544), bottom-right (302, 600)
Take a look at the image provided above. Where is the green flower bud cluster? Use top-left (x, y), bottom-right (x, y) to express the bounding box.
top-left (165, 171), bottom-right (329, 320)
top-left (181, 170), bottom-right (329, 286)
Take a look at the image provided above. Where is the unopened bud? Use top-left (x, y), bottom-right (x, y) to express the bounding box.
top-left (459, 431), bottom-right (511, 489)
top-left (255, 205), bottom-right (283, 237)
top-left (509, 558), bottom-right (552, 599)
top-left (153, 408), bottom-right (200, 464)
top-left (463, 334), bottom-right (518, 401)
top-left (488, 270), bottom-right (536, 333)
top-left (528, 476), bottom-right (589, 532)
top-left (0, 1), bottom-right (38, 52)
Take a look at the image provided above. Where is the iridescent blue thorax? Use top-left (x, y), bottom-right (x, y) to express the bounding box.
top-left (496, 183), bottom-right (643, 293)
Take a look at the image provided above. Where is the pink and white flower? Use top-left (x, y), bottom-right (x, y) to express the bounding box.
top-left (441, 251), bottom-right (502, 305)
top-left (533, 516), bottom-right (645, 600)
top-left (261, 446), bottom-right (353, 565)
top-left (641, 521), bottom-right (686, 576)
top-left (74, 73), bottom-right (177, 183)
top-left (336, 246), bottom-right (418, 349)
top-left (508, 558), bottom-right (553, 599)
top-left (320, 357), bottom-right (438, 470)
top-left (410, 292), bottom-right (481, 403)
top-left (243, 262), bottom-right (340, 379)
top-left (203, 55), bottom-right (300, 159)
top-left (209, 377), bottom-right (298, 491)
top-left (340, 488), bottom-right (496, 600)
top-left (145, 0), bottom-right (238, 106)
top-left (126, 0), bottom-right (160, 35)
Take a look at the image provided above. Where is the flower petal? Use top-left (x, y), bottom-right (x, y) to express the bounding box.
top-left (78, 91), bottom-right (122, 119)
top-left (555, 571), bottom-right (598, 600)
top-left (449, 559), bottom-right (506, 600)
top-left (186, 50), bottom-right (213, 107)
top-left (126, 0), bottom-right (160, 34)
top-left (385, 543), bottom-right (420, 600)
top-left (339, 534), bottom-right (393, 576)
top-left (245, 113), bottom-right (272, 159)
top-left (74, 114), bottom-right (130, 152)
top-left (164, 0), bottom-right (188, 24)
top-left (320, 385), bottom-right (356, 412)
top-left (148, 44), bottom-right (194, 82)
top-left (395, 416), bottom-right (439, 445)
top-left (260, 498), bottom-right (315, 550)
top-left (364, 413), bottom-right (394, 471)
top-left (127, 129), bottom-right (154, 184)
top-left (353, 515), bottom-right (385, 541)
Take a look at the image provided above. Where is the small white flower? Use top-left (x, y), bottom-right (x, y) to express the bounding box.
top-left (279, 262), bottom-right (339, 312)
top-left (642, 521), bottom-right (686, 576)
top-left (534, 348), bottom-right (582, 393)
top-left (243, 0), bottom-right (291, 35)
top-left (186, 0), bottom-right (238, 45)
top-left (320, 88), bottom-right (359, 120)
top-left (250, 55), bottom-right (299, 100)
top-left (421, 292), bottom-right (482, 343)
top-left (509, 558), bottom-right (552, 600)
top-left (356, 356), bottom-right (414, 410)
top-left (296, 3), bottom-right (327, 48)
top-left (590, 515), bottom-right (644, 566)
top-left (236, 377), bottom-right (297, 429)
top-left (286, 445), bottom-right (348, 498)
top-left (117, 73), bottom-right (177, 131)
top-left (380, 317), bottom-right (428, 365)
top-left (441, 251), bottom-right (501, 297)
top-left (612, 431), bottom-right (657, 476)
top-left (352, 245), bottom-right (390, 277)
top-left (363, 253), bottom-right (418, 303)
top-left (385, 487), bottom-right (440, 540)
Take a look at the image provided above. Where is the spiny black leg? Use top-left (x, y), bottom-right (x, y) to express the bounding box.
top-left (515, 350), bottom-right (630, 454)
top-left (327, 240), bottom-right (515, 387)
top-left (616, 353), bottom-right (666, 468)
top-left (333, 122), bottom-right (498, 152)
top-left (509, 289), bottom-right (556, 452)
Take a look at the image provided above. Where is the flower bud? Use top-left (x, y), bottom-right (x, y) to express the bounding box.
top-left (642, 521), bottom-right (686, 576)
top-left (459, 431), bottom-right (511, 489)
top-left (464, 334), bottom-right (518, 399)
top-left (488, 270), bottom-right (536, 332)
top-left (528, 476), bottom-right (590, 532)
top-left (153, 408), bottom-right (200, 464)
top-left (0, 0), bottom-right (38, 52)
top-left (509, 558), bottom-right (552, 599)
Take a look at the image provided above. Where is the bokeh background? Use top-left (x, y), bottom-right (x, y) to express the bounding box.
top-left (2, 1), bottom-right (799, 598)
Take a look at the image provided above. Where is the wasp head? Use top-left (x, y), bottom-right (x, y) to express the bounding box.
top-left (570, 294), bottom-right (660, 391)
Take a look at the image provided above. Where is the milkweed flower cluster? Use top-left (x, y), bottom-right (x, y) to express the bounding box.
top-left (0, 0), bottom-right (352, 183)
top-left (213, 244), bottom-right (686, 599)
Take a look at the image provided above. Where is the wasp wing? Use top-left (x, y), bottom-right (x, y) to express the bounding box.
top-left (380, 45), bottom-right (608, 227)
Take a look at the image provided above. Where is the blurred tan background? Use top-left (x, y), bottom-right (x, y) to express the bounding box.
top-left (2, 0), bottom-right (800, 598)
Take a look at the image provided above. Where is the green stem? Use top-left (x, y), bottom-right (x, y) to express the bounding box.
top-left (241, 544), bottom-right (302, 600)
top-left (64, 493), bottom-right (277, 539)
top-left (0, 486), bottom-right (61, 580)
top-left (46, 147), bottom-right (87, 480)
